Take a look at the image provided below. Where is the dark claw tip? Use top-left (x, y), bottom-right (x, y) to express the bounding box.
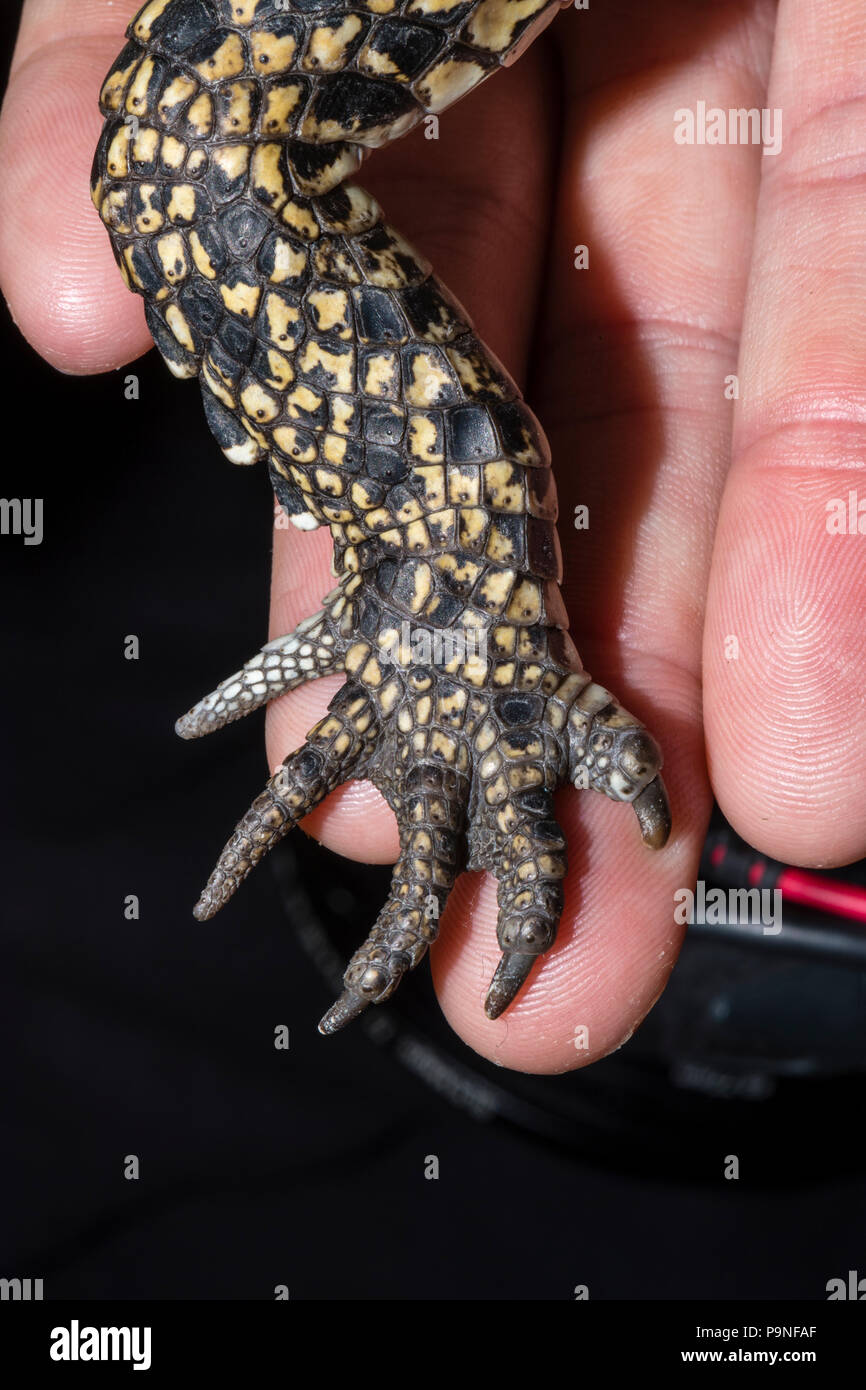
top-left (318, 989), bottom-right (372, 1035)
top-left (633, 775), bottom-right (672, 850)
top-left (484, 952), bottom-right (536, 1020)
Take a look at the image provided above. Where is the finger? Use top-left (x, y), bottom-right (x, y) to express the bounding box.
top-left (265, 41), bottom-right (560, 864)
top-left (704, 0), bottom-right (866, 866)
top-left (0, 0), bottom-right (149, 372)
top-left (431, 0), bottom-right (776, 1072)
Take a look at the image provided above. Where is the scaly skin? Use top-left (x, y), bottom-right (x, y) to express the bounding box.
top-left (92, 0), bottom-right (671, 1033)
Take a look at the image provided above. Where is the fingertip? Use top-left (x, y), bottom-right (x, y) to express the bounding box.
top-left (0, 40), bottom-right (151, 373)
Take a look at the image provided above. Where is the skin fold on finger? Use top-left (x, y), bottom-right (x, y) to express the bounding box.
top-left (0, 0), bottom-right (150, 372)
top-left (431, 0), bottom-right (777, 1073)
top-left (265, 43), bottom-right (561, 866)
top-left (704, 0), bottom-right (866, 866)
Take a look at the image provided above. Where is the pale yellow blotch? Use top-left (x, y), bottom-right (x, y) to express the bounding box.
top-left (264, 292), bottom-right (301, 346)
top-left (408, 415), bottom-right (443, 461)
top-left (186, 93), bottom-right (214, 139)
top-left (106, 125), bottom-right (131, 179)
top-left (281, 201), bottom-right (319, 240)
top-left (291, 145), bottom-right (362, 197)
top-left (350, 486), bottom-right (378, 514)
top-left (483, 460), bottom-right (524, 511)
top-left (251, 30), bottom-right (298, 74)
top-left (201, 363), bottom-right (235, 410)
top-left (320, 185), bottom-right (381, 235)
top-left (486, 523), bottom-right (519, 565)
top-left (480, 751), bottom-right (502, 779)
top-left (357, 45), bottom-right (402, 80)
top-left (330, 397), bottom-right (356, 434)
top-left (464, 0), bottom-right (550, 53)
top-left (361, 655), bottom-right (383, 688)
top-left (299, 342), bottom-right (355, 394)
top-left (405, 354), bottom-right (452, 407)
top-left (448, 467), bottom-right (481, 505)
top-left (425, 509), bottom-right (456, 546)
top-left (377, 680), bottom-right (402, 717)
top-left (227, 0), bottom-right (260, 23)
top-left (404, 520), bottom-right (431, 553)
top-left (133, 0), bottom-right (172, 41)
top-left (250, 144), bottom-right (288, 211)
top-left (262, 350), bottom-right (294, 390)
top-left (102, 190), bottom-right (131, 235)
top-left (360, 229), bottom-right (428, 288)
top-left (267, 237), bottom-right (307, 284)
top-left (433, 554), bottom-right (482, 587)
top-left (155, 231), bottom-right (189, 284)
top-left (414, 466), bottom-right (446, 510)
top-left (323, 435), bottom-right (348, 466)
top-left (406, 564), bottom-right (433, 612)
top-left (457, 508), bottom-right (488, 551)
top-left (101, 55), bottom-right (140, 111)
top-left (413, 59), bottom-right (487, 114)
top-left (308, 289), bottom-right (350, 334)
top-left (287, 383), bottom-right (323, 416)
top-left (448, 346), bottom-right (508, 398)
top-left (218, 82), bottom-right (256, 137)
top-left (212, 144), bottom-right (251, 185)
top-left (461, 653), bottom-right (490, 688)
top-left (132, 128), bottom-right (160, 167)
top-left (510, 765), bottom-right (544, 791)
top-left (492, 624), bottom-right (517, 655)
top-left (193, 33), bottom-right (245, 82)
top-left (273, 427), bottom-right (317, 463)
top-left (165, 305), bottom-right (195, 352)
top-left (186, 148), bottom-right (207, 177)
top-left (478, 569), bottom-right (516, 613)
top-left (314, 468), bottom-right (345, 497)
top-left (190, 231), bottom-right (218, 279)
top-left (363, 354), bottom-right (399, 398)
top-left (134, 184), bottom-right (163, 235)
top-left (161, 136), bottom-right (188, 172)
top-left (492, 662), bottom-right (516, 687)
top-left (260, 82), bottom-right (304, 135)
top-left (126, 58), bottom-right (157, 116)
top-left (166, 184), bottom-right (197, 224)
top-left (220, 278), bottom-right (261, 319)
top-left (507, 580), bottom-right (542, 624)
top-left (304, 16), bottom-right (364, 72)
top-left (485, 774), bottom-right (510, 806)
top-left (431, 731), bottom-right (458, 763)
top-left (241, 382), bottom-right (280, 424)
top-left (159, 74), bottom-right (198, 121)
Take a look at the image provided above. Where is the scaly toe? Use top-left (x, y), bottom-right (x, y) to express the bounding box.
top-left (484, 951), bottom-right (536, 1020)
top-left (318, 989), bottom-right (372, 1035)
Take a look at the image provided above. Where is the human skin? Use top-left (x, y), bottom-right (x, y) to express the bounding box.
top-left (2, 0), bottom-right (864, 1073)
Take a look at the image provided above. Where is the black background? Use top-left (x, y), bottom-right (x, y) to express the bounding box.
top-left (1, 0), bottom-right (865, 1302)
